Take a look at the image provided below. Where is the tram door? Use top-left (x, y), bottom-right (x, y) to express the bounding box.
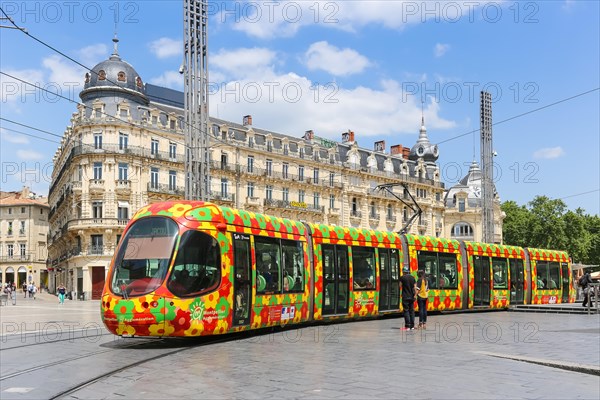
top-left (379, 248), bottom-right (400, 311)
top-left (509, 259), bottom-right (525, 304)
top-left (473, 256), bottom-right (490, 306)
top-left (322, 245), bottom-right (349, 316)
top-left (561, 263), bottom-right (570, 303)
top-left (233, 234), bottom-right (251, 326)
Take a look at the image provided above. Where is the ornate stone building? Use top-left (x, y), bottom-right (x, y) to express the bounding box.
top-left (443, 161), bottom-right (504, 243)
top-left (0, 187), bottom-right (49, 289)
top-left (47, 43), bottom-right (447, 299)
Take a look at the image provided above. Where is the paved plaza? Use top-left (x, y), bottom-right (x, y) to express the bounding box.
top-left (1, 294), bottom-right (599, 399)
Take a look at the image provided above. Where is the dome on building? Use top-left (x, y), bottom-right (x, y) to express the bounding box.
top-left (80, 37), bottom-right (146, 99)
top-left (408, 116), bottom-right (439, 163)
top-left (444, 160), bottom-right (499, 207)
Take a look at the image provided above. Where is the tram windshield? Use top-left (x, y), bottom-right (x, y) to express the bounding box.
top-left (111, 217), bottom-right (179, 297)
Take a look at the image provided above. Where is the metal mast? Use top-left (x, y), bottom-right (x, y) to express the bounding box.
top-left (480, 91), bottom-right (494, 243)
top-left (184, 0), bottom-right (210, 200)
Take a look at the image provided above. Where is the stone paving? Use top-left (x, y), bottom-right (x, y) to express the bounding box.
top-left (1, 296), bottom-right (599, 399)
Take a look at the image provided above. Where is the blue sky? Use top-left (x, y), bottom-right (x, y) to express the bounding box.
top-left (1, 0), bottom-right (598, 214)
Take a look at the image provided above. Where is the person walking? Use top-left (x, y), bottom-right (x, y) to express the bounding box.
top-left (416, 270), bottom-right (429, 329)
top-left (57, 283), bottom-right (66, 305)
top-left (22, 282), bottom-right (27, 298)
top-left (580, 270), bottom-right (593, 307)
top-left (399, 265), bottom-right (417, 331)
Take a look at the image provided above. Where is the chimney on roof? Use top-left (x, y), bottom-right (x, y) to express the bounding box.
top-left (402, 147), bottom-right (410, 160)
top-left (390, 144), bottom-right (403, 156)
top-left (243, 115), bottom-right (252, 126)
top-left (374, 140), bottom-right (385, 152)
top-left (342, 130), bottom-right (355, 143)
top-left (21, 186), bottom-right (30, 199)
top-left (304, 130), bottom-right (314, 141)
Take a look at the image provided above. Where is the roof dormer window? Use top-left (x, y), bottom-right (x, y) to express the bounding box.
top-left (98, 70), bottom-right (106, 80)
top-left (118, 71), bottom-right (126, 82)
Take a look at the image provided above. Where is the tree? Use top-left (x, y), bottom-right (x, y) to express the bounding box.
top-left (501, 200), bottom-right (532, 247)
top-left (527, 196), bottom-right (567, 249)
top-left (562, 208), bottom-right (589, 263)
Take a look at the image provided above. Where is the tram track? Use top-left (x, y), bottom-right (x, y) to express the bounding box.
top-left (0, 337), bottom-right (164, 381)
top-left (48, 335), bottom-right (233, 400)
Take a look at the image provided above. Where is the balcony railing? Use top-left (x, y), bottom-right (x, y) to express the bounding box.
top-left (147, 183), bottom-right (185, 196)
top-left (264, 198), bottom-right (324, 213)
top-left (0, 254), bottom-right (31, 262)
top-left (350, 210), bottom-right (362, 218)
top-left (87, 245), bottom-right (105, 255)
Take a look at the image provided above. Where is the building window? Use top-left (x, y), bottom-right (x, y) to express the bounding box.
top-left (7, 244), bottom-right (14, 258)
top-left (120, 108), bottom-right (128, 118)
top-left (150, 167), bottom-right (159, 189)
top-left (452, 222), bottom-right (473, 238)
top-left (267, 141), bottom-right (273, 152)
top-left (387, 204), bottom-right (394, 220)
top-left (329, 172), bottom-right (335, 187)
top-left (20, 207), bottom-right (25, 213)
top-left (247, 156), bottom-right (254, 173)
top-left (77, 165), bottom-right (83, 181)
top-left (266, 185), bottom-right (273, 201)
top-left (151, 139), bottom-right (159, 155)
top-left (329, 195), bottom-right (335, 210)
top-left (313, 168), bottom-right (319, 184)
top-left (118, 163), bottom-right (128, 181)
top-left (93, 162), bottom-right (102, 180)
top-left (91, 235), bottom-right (103, 255)
top-left (117, 71), bottom-right (126, 82)
top-left (417, 251), bottom-right (458, 289)
top-left (266, 160), bottom-right (273, 176)
top-left (314, 192), bottom-right (320, 208)
top-left (403, 207), bottom-right (408, 222)
top-left (221, 179), bottom-right (228, 197)
top-left (299, 190), bottom-right (305, 203)
top-left (458, 198), bottom-right (466, 212)
top-left (95, 108), bottom-right (102, 118)
top-left (152, 115), bottom-right (158, 125)
top-left (169, 143), bottom-right (177, 159)
top-left (94, 132), bottom-right (102, 149)
top-left (247, 182), bottom-right (255, 198)
top-left (7, 221), bottom-right (13, 235)
top-left (283, 144), bottom-right (289, 155)
top-left (98, 70), bottom-right (106, 80)
top-left (169, 171), bottom-right (177, 191)
top-left (282, 163), bottom-right (289, 179)
top-left (19, 221), bottom-right (25, 235)
top-left (370, 202), bottom-right (377, 218)
top-left (283, 188), bottom-right (289, 202)
top-left (352, 198), bottom-right (358, 213)
top-left (298, 166), bottom-right (304, 181)
top-left (353, 247), bottom-right (376, 290)
top-left (299, 147), bottom-right (305, 159)
top-left (92, 202), bottom-right (103, 219)
top-left (7, 208), bottom-right (12, 215)
top-left (248, 137), bottom-right (254, 148)
top-left (170, 119), bottom-right (176, 130)
top-left (119, 132), bottom-right (128, 150)
top-left (118, 205), bottom-right (129, 221)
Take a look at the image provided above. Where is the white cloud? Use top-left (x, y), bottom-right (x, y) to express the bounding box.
top-left (148, 37), bottom-right (182, 59)
top-left (16, 149), bottom-right (44, 160)
top-left (305, 41), bottom-right (370, 76)
top-left (211, 47), bottom-right (278, 79)
top-left (230, 1), bottom-right (497, 38)
top-left (149, 71), bottom-right (184, 90)
top-left (78, 43), bottom-right (108, 67)
top-left (0, 128), bottom-right (30, 144)
top-left (434, 43), bottom-right (450, 58)
top-left (533, 147), bottom-right (565, 159)
top-left (208, 67), bottom-right (456, 142)
top-left (0, 68), bottom-right (45, 112)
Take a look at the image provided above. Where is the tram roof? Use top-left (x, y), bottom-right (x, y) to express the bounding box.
top-left (464, 241), bottom-right (526, 258)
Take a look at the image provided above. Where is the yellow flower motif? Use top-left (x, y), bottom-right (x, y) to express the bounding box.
top-left (204, 293), bottom-right (219, 309)
top-left (149, 323), bottom-right (175, 336)
top-left (167, 203), bottom-right (193, 218)
top-left (116, 324), bottom-right (136, 336)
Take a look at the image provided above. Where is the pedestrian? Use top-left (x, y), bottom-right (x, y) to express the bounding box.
top-left (32, 283), bottom-right (37, 300)
top-left (399, 265), bottom-right (417, 331)
top-left (22, 282), bottom-right (27, 298)
top-left (28, 282), bottom-right (33, 298)
top-left (580, 270), bottom-right (593, 307)
top-left (416, 270), bottom-right (429, 330)
top-left (57, 283), bottom-right (66, 305)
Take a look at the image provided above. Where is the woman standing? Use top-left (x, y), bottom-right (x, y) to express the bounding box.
top-left (416, 270), bottom-right (429, 330)
top-left (57, 283), bottom-right (66, 305)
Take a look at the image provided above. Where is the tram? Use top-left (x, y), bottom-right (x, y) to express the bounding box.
top-left (101, 201), bottom-right (575, 337)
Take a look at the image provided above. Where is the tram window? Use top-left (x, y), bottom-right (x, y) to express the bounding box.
top-left (255, 236), bottom-right (281, 294)
top-left (492, 257), bottom-right (508, 289)
top-left (439, 253), bottom-right (458, 289)
top-left (282, 240), bottom-right (304, 292)
top-left (417, 251), bottom-right (438, 289)
top-left (417, 251), bottom-right (458, 289)
top-left (168, 231), bottom-right (221, 297)
top-left (548, 262), bottom-right (560, 289)
top-left (536, 261), bottom-right (549, 290)
top-left (352, 247), bottom-right (376, 290)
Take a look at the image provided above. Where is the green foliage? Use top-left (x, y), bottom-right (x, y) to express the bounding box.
top-left (502, 196), bottom-right (600, 263)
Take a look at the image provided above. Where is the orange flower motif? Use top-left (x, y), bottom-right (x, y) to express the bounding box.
top-left (167, 203), bottom-right (193, 218)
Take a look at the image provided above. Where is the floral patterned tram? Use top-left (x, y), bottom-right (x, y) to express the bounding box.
top-left (101, 201), bottom-right (575, 337)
